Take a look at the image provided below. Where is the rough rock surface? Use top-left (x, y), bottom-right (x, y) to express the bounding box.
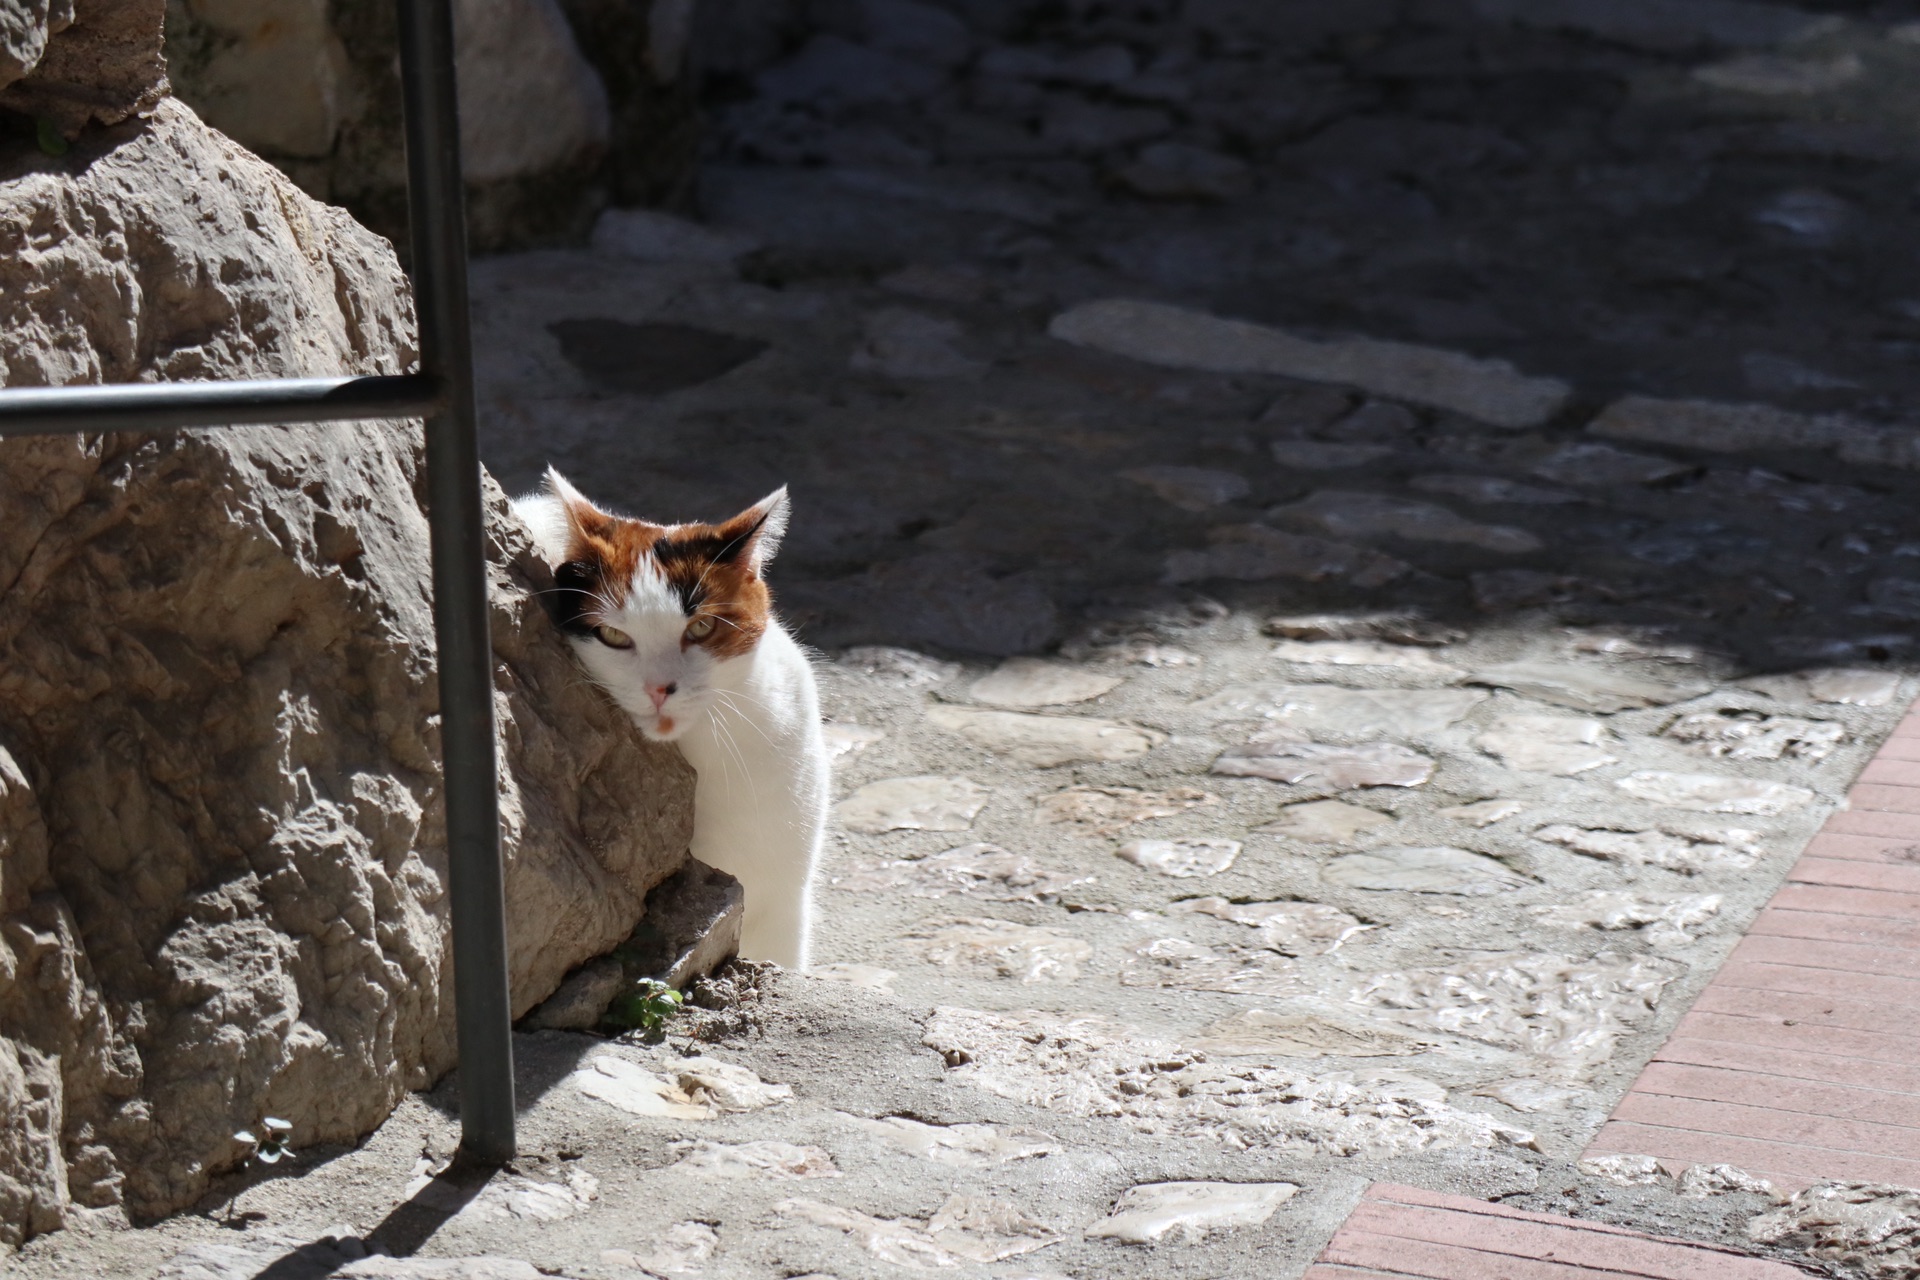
top-left (0, 100), bottom-right (693, 1240)
top-left (0, 0), bottom-right (167, 136)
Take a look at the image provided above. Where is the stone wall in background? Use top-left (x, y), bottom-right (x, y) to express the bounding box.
top-left (162, 0), bottom-right (701, 250)
top-left (0, 0), bottom-right (698, 1245)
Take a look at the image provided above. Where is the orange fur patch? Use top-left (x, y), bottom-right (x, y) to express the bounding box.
top-left (555, 497), bottom-right (774, 660)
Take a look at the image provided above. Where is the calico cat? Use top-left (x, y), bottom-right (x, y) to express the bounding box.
top-left (513, 469), bottom-right (827, 970)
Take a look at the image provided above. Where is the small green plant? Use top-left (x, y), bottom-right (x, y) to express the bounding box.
top-left (234, 1116), bottom-right (295, 1167)
top-left (35, 119), bottom-right (67, 157)
top-left (220, 1116), bottom-right (293, 1226)
top-left (604, 978), bottom-right (683, 1036)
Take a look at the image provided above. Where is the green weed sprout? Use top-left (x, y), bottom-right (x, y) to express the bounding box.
top-left (221, 1117), bottom-right (293, 1225)
top-left (234, 1116), bottom-right (295, 1167)
top-left (605, 978), bottom-right (683, 1036)
top-left (35, 120), bottom-right (67, 157)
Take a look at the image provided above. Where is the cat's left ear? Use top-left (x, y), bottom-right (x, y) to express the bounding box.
top-left (718, 486), bottom-right (789, 577)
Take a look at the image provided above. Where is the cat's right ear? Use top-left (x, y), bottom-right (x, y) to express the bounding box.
top-left (545, 468), bottom-right (617, 543)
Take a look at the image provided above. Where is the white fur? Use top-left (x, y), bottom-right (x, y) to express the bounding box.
top-left (512, 476), bottom-right (828, 969)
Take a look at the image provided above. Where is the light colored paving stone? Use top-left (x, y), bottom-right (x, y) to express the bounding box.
top-left (567, 1057), bottom-right (713, 1120)
top-left (1475, 712), bottom-right (1618, 775)
top-left (1743, 667), bottom-right (1902, 706)
top-left (592, 207), bottom-right (761, 265)
top-left (604, 1221), bottom-right (717, 1275)
top-left (398, 1165), bottom-right (600, 1225)
top-left (1615, 771), bottom-right (1816, 815)
top-left (669, 1139), bottom-right (840, 1180)
top-left (1170, 897), bottom-right (1372, 954)
top-left (151, 1236), bottom-right (351, 1280)
top-left (1259, 798), bottom-right (1397, 844)
top-left (1271, 637), bottom-right (1463, 674)
top-left (678, 1058), bottom-right (797, 1112)
top-left (1085, 1181), bottom-right (1299, 1245)
top-left (1118, 464), bottom-right (1250, 510)
top-left (1324, 846), bottom-right (1531, 894)
top-left (821, 722), bottom-right (886, 759)
top-left (1677, 1164), bottom-right (1777, 1199)
top-left (969, 656), bottom-right (1123, 707)
top-left (1440, 798), bottom-right (1527, 826)
top-left (1533, 824), bottom-right (1762, 873)
top-left (1031, 784), bottom-right (1215, 833)
top-left (834, 775), bottom-right (992, 833)
top-left (1271, 489), bottom-right (1543, 552)
top-left (1665, 711), bottom-right (1844, 760)
top-left (850, 307), bottom-right (987, 378)
top-left (1473, 1078), bottom-right (1598, 1114)
top-left (776, 1194), bottom-right (1060, 1266)
top-left (1531, 441), bottom-right (1693, 486)
top-left (833, 843), bottom-right (1093, 902)
top-left (1590, 394), bottom-right (1920, 470)
top-left (1191, 684), bottom-right (1486, 738)
top-left (1114, 141), bottom-right (1252, 200)
top-left (922, 1007), bottom-right (1538, 1156)
top-left (1530, 890), bottom-right (1723, 949)
top-left (904, 918), bottom-right (1093, 983)
top-left (1410, 473), bottom-right (1582, 505)
top-left (1190, 1009), bottom-right (1431, 1058)
top-left (1268, 439), bottom-right (1393, 469)
top-left (1118, 937), bottom-right (1304, 996)
top-left (809, 963), bottom-right (897, 991)
top-left (1212, 732), bottom-right (1434, 788)
top-left (353, 1260), bottom-right (570, 1279)
top-left (568, 1055), bottom-right (791, 1119)
top-left (1163, 522), bottom-right (1410, 586)
top-left (1049, 298), bottom-right (1570, 426)
top-left (925, 705), bottom-right (1160, 766)
top-left (1356, 952), bottom-right (1685, 1079)
top-left (839, 645), bottom-right (961, 687)
top-left (1469, 659), bottom-right (1710, 712)
top-left (839, 1114), bottom-right (1059, 1166)
top-left (1115, 837), bottom-right (1240, 877)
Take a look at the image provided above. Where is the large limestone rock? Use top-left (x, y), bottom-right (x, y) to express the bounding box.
top-left (163, 0), bottom-right (698, 249)
top-left (0, 100), bottom-right (695, 1240)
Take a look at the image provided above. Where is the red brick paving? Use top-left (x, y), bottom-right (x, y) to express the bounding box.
top-left (1586, 700), bottom-right (1920, 1191)
top-left (1305, 1183), bottom-right (1805, 1279)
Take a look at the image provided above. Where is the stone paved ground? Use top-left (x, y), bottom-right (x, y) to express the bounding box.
top-left (18, 1), bottom-right (1920, 1278)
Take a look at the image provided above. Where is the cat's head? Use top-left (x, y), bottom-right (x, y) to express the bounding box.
top-left (519, 469), bottom-right (788, 742)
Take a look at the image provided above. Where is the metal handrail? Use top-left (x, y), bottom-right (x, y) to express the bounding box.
top-left (0, 0), bottom-right (516, 1164)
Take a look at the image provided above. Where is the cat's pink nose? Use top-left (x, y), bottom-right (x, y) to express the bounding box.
top-left (647, 682), bottom-right (677, 712)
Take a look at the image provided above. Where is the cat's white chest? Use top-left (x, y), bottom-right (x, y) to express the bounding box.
top-left (673, 624), bottom-right (827, 968)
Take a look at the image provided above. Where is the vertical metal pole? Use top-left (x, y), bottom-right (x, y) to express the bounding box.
top-left (395, 0), bottom-right (516, 1163)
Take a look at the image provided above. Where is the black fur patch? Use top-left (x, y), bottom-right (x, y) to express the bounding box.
top-left (651, 515), bottom-right (768, 613)
top-left (551, 560), bottom-right (602, 635)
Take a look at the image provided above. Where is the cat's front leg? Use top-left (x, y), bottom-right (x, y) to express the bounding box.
top-left (733, 850), bottom-right (814, 970)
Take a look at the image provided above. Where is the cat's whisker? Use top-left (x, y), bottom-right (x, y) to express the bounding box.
top-left (711, 689), bottom-right (779, 750)
top-left (708, 709), bottom-right (757, 807)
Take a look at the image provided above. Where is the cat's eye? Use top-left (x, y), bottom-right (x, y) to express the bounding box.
top-left (595, 625), bottom-right (634, 649)
top-left (684, 616), bottom-right (716, 641)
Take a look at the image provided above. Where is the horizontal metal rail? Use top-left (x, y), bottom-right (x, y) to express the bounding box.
top-left (0, 374), bottom-right (444, 437)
